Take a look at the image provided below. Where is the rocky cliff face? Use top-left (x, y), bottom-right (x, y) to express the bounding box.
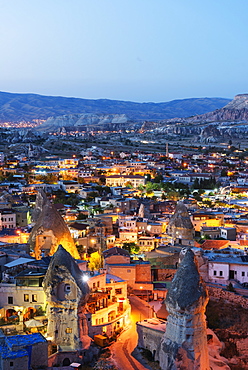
top-left (36, 113), bottom-right (129, 132)
top-left (43, 245), bottom-right (90, 350)
top-left (145, 94), bottom-right (248, 141)
top-left (223, 94), bottom-right (248, 110)
top-left (166, 94), bottom-right (248, 124)
top-left (159, 249), bottom-right (210, 370)
top-left (166, 201), bottom-right (194, 244)
top-left (29, 190), bottom-right (80, 259)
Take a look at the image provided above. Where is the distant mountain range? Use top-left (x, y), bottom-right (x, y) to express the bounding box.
top-left (141, 94), bottom-right (248, 142)
top-left (0, 91), bottom-right (230, 123)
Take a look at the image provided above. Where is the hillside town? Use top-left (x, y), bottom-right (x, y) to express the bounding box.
top-left (2, 0), bottom-right (248, 367)
top-left (0, 139), bottom-right (247, 369)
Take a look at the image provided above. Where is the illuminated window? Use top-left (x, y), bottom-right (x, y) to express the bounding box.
top-left (65, 328), bottom-right (72, 334)
top-left (24, 294), bottom-right (29, 302)
top-left (32, 294), bottom-right (37, 302)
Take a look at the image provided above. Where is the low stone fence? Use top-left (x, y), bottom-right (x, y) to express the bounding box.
top-left (208, 286), bottom-right (248, 309)
top-left (156, 268), bottom-right (176, 281)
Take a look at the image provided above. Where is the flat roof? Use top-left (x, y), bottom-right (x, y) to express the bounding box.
top-left (4, 257), bottom-right (35, 268)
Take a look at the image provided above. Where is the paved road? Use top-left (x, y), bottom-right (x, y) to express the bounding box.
top-left (110, 296), bottom-right (154, 370)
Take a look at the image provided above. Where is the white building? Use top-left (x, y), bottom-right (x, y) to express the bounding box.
top-left (0, 211), bottom-right (16, 229)
top-left (207, 252), bottom-right (248, 285)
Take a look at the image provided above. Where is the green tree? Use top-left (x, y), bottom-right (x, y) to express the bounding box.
top-left (154, 174), bottom-right (163, 183)
top-left (77, 213), bottom-right (87, 220)
top-left (122, 242), bottom-right (139, 254)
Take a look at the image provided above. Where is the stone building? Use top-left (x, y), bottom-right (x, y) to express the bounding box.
top-left (29, 190), bottom-right (80, 259)
top-left (85, 271), bottom-right (131, 338)
top-left (105, 175), bottom-right (145, 188)
top-left (0, 330), bottom-right (48, 370)
top-left (159, 248), bottom-right (209, 370)
top-left (103, 247), bottom-right (153, 295)
top-left (166, 201), bottom-right (194, 245)
top-left (43, 246), bottom-right (90, 355)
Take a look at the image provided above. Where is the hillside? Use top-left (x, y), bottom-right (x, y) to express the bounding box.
top-left (0, 91), bottom-right (230, 123)
top-left (166, 94), bottom-right (248, 124)
top-left (143, 94), bottom-right (248, 143)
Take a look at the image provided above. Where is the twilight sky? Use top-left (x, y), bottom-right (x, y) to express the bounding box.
top-left (0, 0), bottom-right (247, 102)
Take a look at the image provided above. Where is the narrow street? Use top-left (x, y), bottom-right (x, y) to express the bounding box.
top-left (110, 296), bottom-right (154, 370)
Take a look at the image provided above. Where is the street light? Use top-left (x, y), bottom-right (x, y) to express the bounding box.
top-left (82, 275), bottom-right (89, 282)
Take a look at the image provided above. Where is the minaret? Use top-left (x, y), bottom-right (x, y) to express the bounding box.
top-left (166, 142), bottom-right (169, 157)
top-left (159, 249), bottom-right (210, 370)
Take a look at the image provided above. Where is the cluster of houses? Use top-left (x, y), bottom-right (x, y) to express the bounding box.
top-left (0, 146), bottom-right (247, 368)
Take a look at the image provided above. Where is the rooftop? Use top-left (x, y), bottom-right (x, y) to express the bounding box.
top-left (0, 333), bottom-right (46, 359)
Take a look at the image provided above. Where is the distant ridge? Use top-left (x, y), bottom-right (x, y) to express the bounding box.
top-left (0, 91), bottom-right (230, 123)
top-left (166, 94), bottom-right (248, 124)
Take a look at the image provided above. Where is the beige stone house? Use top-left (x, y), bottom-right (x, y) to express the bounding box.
top-left (85, 271), bottom-right (131, 338)
top-left (106, 175), bottom-right (145, 188)
top-left (103, 247), bottom-right (153, 297)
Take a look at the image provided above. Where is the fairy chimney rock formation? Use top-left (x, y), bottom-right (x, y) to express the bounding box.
top-left (166, 201), bottom-right (194, 244)
top-left (43, 245), bottom-right (90, 350)
top-left (138, 203), bottom-right (145, 218)
top-left (159, 248), bottom-right (210, 370)
top-left (29, 190), bottom-right (80, 259)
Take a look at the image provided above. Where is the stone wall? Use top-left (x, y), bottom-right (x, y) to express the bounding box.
top-left (31, 341), bottom-right (48, 368)
top-left (2, 356), bottom-right (28, 370)
top-left (105, 255), bottom-right (130, 264)
top-left (149, 253), bottom-right (179, 267)
top-left (48, 351), bottom-right (82, 367)
top-left (156, 268), bottom-right (176, 281)
top-left (135, 264), bottom-right (151, 283)
top-left (208, 287), bottom-right (248, 309)
top-left (236, 338), bottom-right (248, 358)
top-left (136, 323), bottom-right (164, 361)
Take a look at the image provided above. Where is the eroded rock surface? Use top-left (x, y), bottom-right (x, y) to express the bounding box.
top-left (160, 249), bottom-right (210, 370)
top-left (166, 201), bottom-right (194, 244)
top-left (43, 245), bottom-right (90, 350)
top-left (29, 190), bottom-right (79, 259)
